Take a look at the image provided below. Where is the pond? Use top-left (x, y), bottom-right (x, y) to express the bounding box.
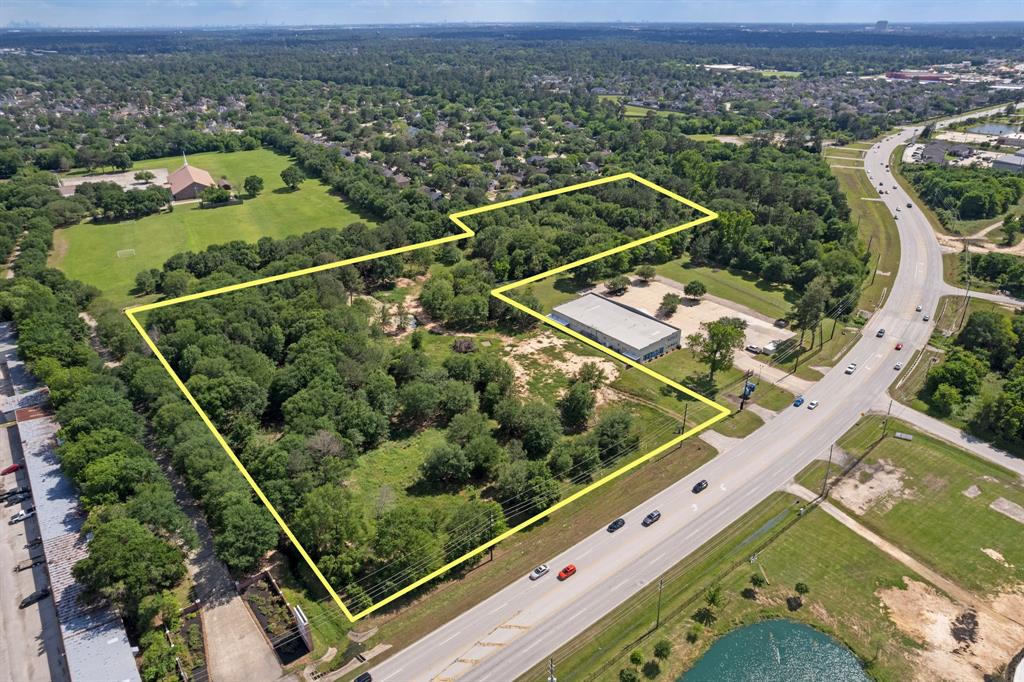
top-left (967, 123), bottom-right (1019, 135)
top-left (680, 620), bottom-right (868, 682)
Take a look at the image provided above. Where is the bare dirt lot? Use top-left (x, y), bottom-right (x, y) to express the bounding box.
top-left (830, 459), bottom-right (917, 515)
top-left (57, 168), bottom-right (170, 196)
top-left (878, 578), bottom-right (1024, 682)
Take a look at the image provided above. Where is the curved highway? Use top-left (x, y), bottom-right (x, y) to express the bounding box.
top-left (369, 124), bottom-right (990, 681)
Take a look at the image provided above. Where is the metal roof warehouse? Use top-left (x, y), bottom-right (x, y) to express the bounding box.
top-left (550, 293), bottom-right (681, 363)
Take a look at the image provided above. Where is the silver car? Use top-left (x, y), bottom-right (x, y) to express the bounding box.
top-left (529, 564), bottom-right (549, 581)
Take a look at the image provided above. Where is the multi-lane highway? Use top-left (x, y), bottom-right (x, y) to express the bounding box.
top-left (369, 123), bottom-right (1008, 681)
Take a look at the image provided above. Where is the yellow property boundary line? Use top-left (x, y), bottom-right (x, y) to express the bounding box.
top-left (124, 171), bottom-right (727, 622)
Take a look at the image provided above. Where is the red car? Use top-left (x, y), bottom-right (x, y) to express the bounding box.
top-left (895, 343), bottom-right (903, 351)
top-left (557, 564), bottom-right (577, 581)
top-left (1, 463), bottom-right (23, 476)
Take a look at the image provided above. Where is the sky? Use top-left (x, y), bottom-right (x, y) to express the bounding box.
top-left (2, 0), bottom-right (1021, 28)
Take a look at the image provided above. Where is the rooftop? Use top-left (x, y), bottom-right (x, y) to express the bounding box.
top-left (168, 161), bottom-right (215, 195)
top-left (551, 293), bottom-right (680, 350)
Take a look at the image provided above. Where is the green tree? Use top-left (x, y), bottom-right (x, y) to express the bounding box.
top-left (243, 174), bottom-right (264, 197)
top-left (636, 264), bottom-right (656, 282)
top-left (683, 280), bottom-right (707, 299)
top-left (72, 517), bottom-right (185, 615)
top-left (606, 274), bottom-right (631, 295)
top-left (421, 442), bottom-right (472, 485)
top-left (559, 380), bottom-right (595, 432)
top-left (212, 502), bottom-right (279, 573)
top-left (751, 573), bottom-right (767, 588)
top-left (134, 170), bottom-right (155, 183)
top-left (795, 582), bottom-right (810, 595)
top-left (619, 669), bottom-right (640, 682)
top-left (930, 383), bottom-right (962, 417)
top-left (592, 409), bottom-right (639, 464)
top-left (280, 164), bottom-right (305, 190)
top-left (139, 630), bottom-right (177, 682)
top-left (658, 293), bottom-right (683, 317)
top-left (629, 649), bottom-right (643, 667)
top-left (654, 639), bottom-right (672, 660)
top-left (686, 317), bottom-right (747, 382)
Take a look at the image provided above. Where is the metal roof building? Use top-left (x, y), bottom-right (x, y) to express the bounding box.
top-left (0, 323), bottom-right (140, 682)
top-left (550, 293), bottom-right (681, 363)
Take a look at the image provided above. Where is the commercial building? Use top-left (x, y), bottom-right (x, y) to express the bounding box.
top-left (550, 293), bottom-right (681, 363)
top-left (0, 323), bottom-right (140, 682)
top-left (993, 151), bottom-right (1024, 174)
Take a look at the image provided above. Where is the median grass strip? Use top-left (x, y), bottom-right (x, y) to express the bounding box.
top-left (523, 492), bottom-right (919, 681)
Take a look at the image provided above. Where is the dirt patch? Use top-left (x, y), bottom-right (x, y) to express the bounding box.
top-left (505, 330), bottom-right (619, 395)
top-left (830, 459), bottom-right (916, 515)
top-left (981, 548), bottom-right (1013, 568)
top-left (990, 497), bottom-right (1024, 525)
top-left (878, 578), bottom-right (1024, 681)
top-left (963, 484), bottom-right (982, 499)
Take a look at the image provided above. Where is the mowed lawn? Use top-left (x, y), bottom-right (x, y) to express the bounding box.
top-left (837, 416), bottom-right (1024, 593)
top-left (50, 149), bottom-right (374, 304)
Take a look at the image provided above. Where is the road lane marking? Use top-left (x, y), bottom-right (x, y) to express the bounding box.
top-left (486, 601), bottom-right (508, 615)
top-left (437, 630), bottom-right (462, 646)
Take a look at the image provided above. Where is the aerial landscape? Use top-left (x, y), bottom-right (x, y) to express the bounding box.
top-left (0, 2), bottom-right (1023, 681)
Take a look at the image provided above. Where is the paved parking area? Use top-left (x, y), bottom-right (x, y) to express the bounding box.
top-left (0, 424), bottom-right (66, 682)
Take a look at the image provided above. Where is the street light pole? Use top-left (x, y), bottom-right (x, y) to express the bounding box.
top-left (821, 443), bottom-right (834, 499)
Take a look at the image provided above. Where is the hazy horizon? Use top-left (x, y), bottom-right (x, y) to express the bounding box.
top-left (3, 0), bottom-right (1023, 30)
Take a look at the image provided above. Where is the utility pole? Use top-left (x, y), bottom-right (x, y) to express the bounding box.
top-left (882, 399), bottom-right (893, 438)
top-left (682, 401), bottom-right (689, 433)
top-left (488, 513), bottom-right (494, 562)
top-left (821, 443), bottom-right (834, 499)
top-left (870, 252), bottom-right (879, 285)
top-left (656, 578), bottom-right (665, 628)
top-left (957, 241), bottom-right (973, 330)
top-left (548, 658), bottom-right (556, 682)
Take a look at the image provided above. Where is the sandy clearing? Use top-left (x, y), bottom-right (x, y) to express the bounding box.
top-left (981, 548), bottom-right (1013, 568)
top-left (963, 484), bottom-right (982, 499)
top-left (504, 329), bottom-right (619, 396)
top-left (830, 459), bottom-right (915, 515)
top-left (991, 497), bottom-right (1024, 525)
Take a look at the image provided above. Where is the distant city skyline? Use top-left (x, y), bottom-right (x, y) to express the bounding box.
top-left (3, 0), bottom-right (1023, 29)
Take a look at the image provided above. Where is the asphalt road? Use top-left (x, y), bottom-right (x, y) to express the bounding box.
top-left (367, 125), bottom-right (986, 682)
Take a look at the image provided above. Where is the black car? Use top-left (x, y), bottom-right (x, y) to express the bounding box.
top-left (692, 480), bottom-right (709, 494)
top-left (19, 586), bottom-right (50, 609)
top-left (354, 672), bottom-right (373, 682)
top-left (5, 492), bottom-right (31, 506)
top-left (0, 486), bottom-right (29, 501)
top-left (641, 510), bottom-right (661, 527)
top-left (607, 518), bottom-right (625, 533)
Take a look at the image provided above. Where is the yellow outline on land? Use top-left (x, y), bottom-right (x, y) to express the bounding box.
top-left (124, 171), bottom-right (726, 622)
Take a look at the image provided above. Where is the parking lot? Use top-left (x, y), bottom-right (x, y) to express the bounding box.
top-left (0, 422), bottom-right (66, 682)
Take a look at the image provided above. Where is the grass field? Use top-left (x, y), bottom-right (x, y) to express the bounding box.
top-left (50, 149), bottom-right (374, 304)
top-left (526, 492), bottom-right (919, 681)
top-left (655, 258), bottom-right (793, 320)
top-left (836, 417), bottom-right (1024, 593)
top-left (826, 157), bottom-right (900, 314)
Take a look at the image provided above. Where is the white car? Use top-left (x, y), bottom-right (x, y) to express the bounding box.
top-left (915, 305), bottom-right (922, 312)
top-left (807, 400), bottom-right (820, 410)
top-left (894, 362), bottom-right (903, 370)
top-left (845, 363), bottom-right (857, 375)
top-left (529, 564), bottom-right (549, 581)
top-left (9, 508), bottom-right (35, 525)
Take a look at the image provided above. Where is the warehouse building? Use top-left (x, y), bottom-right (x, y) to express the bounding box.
top-left (550, 293), bottom-right (681, 362)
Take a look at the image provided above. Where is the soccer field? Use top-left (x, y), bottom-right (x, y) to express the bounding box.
top-left (50, 149), bottom-right (375, 304)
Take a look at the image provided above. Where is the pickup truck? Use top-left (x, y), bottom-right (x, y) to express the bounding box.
top-left (14, 555), bottom-right (44, 572)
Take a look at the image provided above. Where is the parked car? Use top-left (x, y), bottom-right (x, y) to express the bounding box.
top-left (5, 492), bottom-right (31, 506)
top-left (895, 343), bottom-right (903, 350)
top-left (354, 673), bottom-right (373, 682)
top-left (14, 555), bottom-right (45, 572)
top-left (0, 486), bottom-right (29, 501)
top-left (529, 564), bottom-right (549, 581)
top-left (19, 586), bottom-right (50, 609)
top-left (894, 362), bottom-right (903, 370)
top-left (745, 344), bottom-right (761, 354)
top-left (906, 202), bottom-right (912, 208)
top-left (607, 518), bottom-right (625, 533)
top-left (642, 510), bottom-right (662, 527)
top-left (1, 463), bottom-right (23, 476)
top-left (557, 564), bottom-right (577, 581)
top-left (923, 314), bottom-right (930, 321)
top-left (692, 480), bottom-right (709, 494)
top-left (876, 328), bottom-right (885, 338)
top-left (807, 400), bottom-right (820, 410)
top-left (793, 395), bottom-right (805, 407)
top-left (9, 507), bottom-right (35, 525)
top-left (915, 304), bottom-right (922, 312)
top-left (845, 363), bottom-right (857, 375)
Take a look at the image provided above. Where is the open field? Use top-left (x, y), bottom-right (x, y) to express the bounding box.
top-left (50, 149), bottom-right (374, 304)
top-left (835, 416), bottom-right (1024, 593)
top-left (654, 258), bottom-right (792, 320)
top-left (525, 492), bottom-right (920, 681)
